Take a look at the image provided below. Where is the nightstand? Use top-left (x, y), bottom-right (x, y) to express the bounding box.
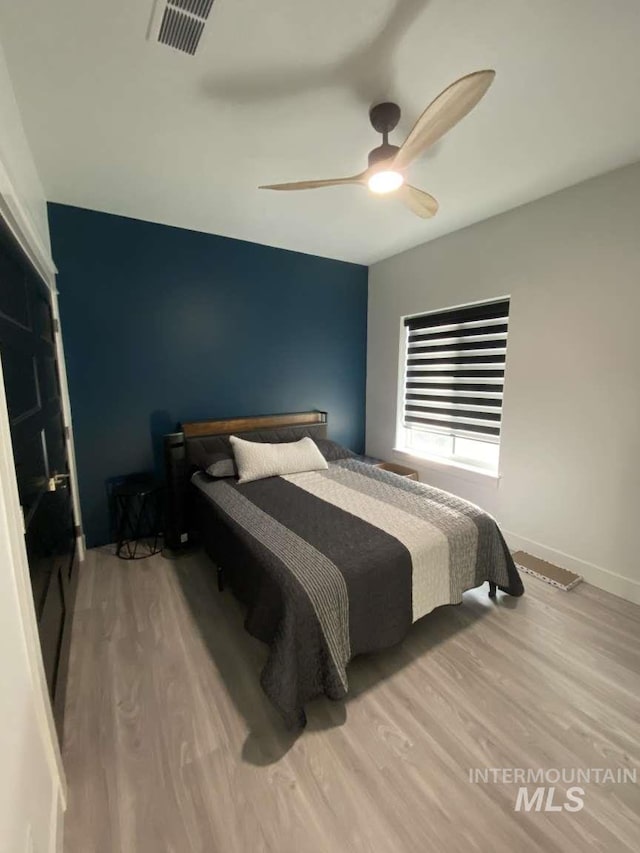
top-left (375, 461), bottom-right (419, 481)
top-left (113, 475), bottom-right (163, 560)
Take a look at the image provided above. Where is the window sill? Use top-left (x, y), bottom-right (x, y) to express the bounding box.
top-left (392, 447), bottom-right (502, 484)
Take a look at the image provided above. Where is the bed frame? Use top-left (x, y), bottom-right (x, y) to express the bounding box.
top-left (161, 408), bottom-right (502, 598)
top-left (163, 410), bottom-right (328, 551)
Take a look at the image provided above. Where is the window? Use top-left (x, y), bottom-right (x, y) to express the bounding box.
top-left (399, 298), bottom-right (510, 474)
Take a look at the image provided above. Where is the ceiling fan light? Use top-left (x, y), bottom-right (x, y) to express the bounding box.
top-left (368, 170), bottom-right (404, 194)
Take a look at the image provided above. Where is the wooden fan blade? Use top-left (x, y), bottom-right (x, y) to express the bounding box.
top-left (399, 185), bottom-right (439, 218)
top-left (392, 70), bottom-right (495, 172)
top-left (259, 172), bottom-right (367, 191)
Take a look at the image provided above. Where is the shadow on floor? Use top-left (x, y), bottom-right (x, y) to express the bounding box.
top-left (172, 547), bottom-right (518, 766)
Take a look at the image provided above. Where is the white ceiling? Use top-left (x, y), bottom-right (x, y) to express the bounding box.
top-left (1, 0), bottom-right (639, 265)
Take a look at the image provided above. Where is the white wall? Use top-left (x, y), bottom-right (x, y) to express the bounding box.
top-left (367, 162), bottom-right (640, 604)
top-left (0, 39), bottom-right (52, 275)
top-left (0, 37), bottom-right (65, 853)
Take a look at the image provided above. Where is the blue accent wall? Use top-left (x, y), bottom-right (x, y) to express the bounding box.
top-left (48, 204), bottom-right (368, 547)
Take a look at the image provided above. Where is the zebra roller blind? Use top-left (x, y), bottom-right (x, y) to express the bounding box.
top-left (403, 298), bottom-right (510, 442)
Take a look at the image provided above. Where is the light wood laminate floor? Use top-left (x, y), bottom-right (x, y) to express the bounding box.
top-left (63, 547), bottom-right (640, 852)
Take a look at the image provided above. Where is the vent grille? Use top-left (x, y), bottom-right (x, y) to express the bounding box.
top-left (151, 0), bottom-right (215, 56)
top-left (158, 6), bottom-right (204, 54)
top-left (171, 0), bottom-right (215, 16)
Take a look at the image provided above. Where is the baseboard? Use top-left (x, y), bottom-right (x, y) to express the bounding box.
top-left (503, 530), bottom-right (640, 606)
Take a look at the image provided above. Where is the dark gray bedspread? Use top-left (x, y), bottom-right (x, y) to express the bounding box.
top-left (192, 459), bottom-right (523, 727)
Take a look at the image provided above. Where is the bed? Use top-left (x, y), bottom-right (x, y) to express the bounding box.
top-left (164, 411), bottom-right (524, 728)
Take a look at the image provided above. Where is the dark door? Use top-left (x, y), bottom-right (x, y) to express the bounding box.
top-left (0, 217), bottom-right (77, 732)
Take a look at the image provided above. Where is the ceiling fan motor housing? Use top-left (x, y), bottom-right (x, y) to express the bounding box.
top-left (368, 143), bottom-right (400, 170)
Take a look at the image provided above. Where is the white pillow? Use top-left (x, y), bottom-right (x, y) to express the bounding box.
top-left (229, 435), bottom-right (328, 484)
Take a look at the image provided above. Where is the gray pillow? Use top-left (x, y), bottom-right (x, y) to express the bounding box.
top-left (314, 438), bottom-right (358, 462)
top-left (205, 453), bottom-right (237, 479)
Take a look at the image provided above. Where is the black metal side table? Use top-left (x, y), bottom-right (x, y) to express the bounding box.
top-left (113, 476), bottom-right (163, 560)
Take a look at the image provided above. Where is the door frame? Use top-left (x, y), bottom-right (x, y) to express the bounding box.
top-left (0, 160), bottom-right (83, 824)
top-left (50, 286), bottom-right (85, 560)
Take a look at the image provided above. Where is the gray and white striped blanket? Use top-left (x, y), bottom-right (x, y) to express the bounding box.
top-left (193, 459), bottom-right (523, 727)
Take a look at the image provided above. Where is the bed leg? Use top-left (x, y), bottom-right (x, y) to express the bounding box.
top-left (217, 565), bottom-right (224, 592)
top-left (488, 581), bottom-right (497, 598)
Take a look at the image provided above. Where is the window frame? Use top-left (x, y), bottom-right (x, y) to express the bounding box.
top-left (396, 296), bottom-right (510, 477)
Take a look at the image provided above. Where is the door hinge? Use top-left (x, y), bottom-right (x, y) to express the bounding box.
top-left (74, 523), bottom-right (83, 538)
top-left (64, 425), bottom-right (71, 440)
top-left (53, 317), bottom-right (60, 334)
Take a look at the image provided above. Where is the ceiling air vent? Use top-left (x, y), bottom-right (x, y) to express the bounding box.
top-left (148, 0), bottom-right (215, 56)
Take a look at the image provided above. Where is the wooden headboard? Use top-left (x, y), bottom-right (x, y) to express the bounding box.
top-left (163, 411), bottom-right (328, 549)
top-left (181, 410), bottom-right (327, 438)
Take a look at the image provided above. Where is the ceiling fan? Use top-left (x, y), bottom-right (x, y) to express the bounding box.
top-left (259, 70), bottom-right (495, 219)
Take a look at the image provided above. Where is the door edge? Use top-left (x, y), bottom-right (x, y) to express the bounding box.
top-left (0, 358), bottom-right (67, 802)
